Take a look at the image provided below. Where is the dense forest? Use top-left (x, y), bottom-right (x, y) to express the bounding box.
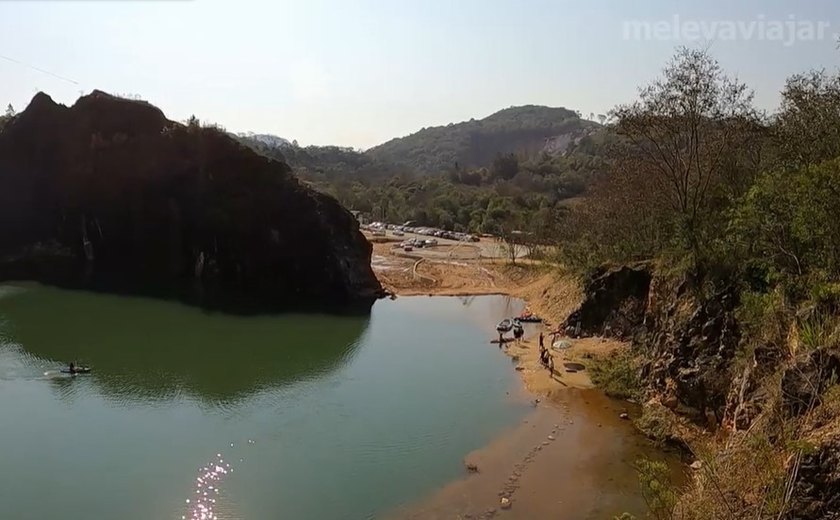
top-left (366, 104), bottom-right (600, 172)
top-left (237, 105), bottom-right (610, 236)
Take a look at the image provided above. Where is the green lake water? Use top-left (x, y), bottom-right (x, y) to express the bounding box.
top-left (0, 284), bottom-right (530, 520)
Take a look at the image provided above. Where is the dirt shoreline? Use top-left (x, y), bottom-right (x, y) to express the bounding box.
top-left (371, 239), bottom-right (676, 518)
top-left (391, 390), bottom-right (671, 520)
top-left (372, 239), bottom-right (626, 393)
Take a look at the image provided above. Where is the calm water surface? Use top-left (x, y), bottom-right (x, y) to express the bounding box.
top-left (0, 285), bottom-right (529, 520)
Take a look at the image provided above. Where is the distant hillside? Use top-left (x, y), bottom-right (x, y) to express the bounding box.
top-left (235, 135), bottom-right (400, 182)
top-left (366, 105), bottom-right (599, 174)
top-left (234, 107), bottom-right (611, 235)
top-left (237, 132), bottom-right (291, 149)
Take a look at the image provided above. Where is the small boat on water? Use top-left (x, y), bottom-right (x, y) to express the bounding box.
top-left (60, 367), bottom-right (91, 374)
top-left (496, 319), bottom-right (513, 333)
top-left (518, 308), bottom-right (543, 323)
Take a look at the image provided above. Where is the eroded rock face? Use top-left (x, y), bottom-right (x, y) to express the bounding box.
top-left (788, 436), bottom-right (840, 520)
top-left (641, 283), bottom-right (741, 425)
top-left (781, 349), bottom-right (840, 418)
top-left (0, 91), bottom-right (382, 310)
top-left (564, 262), bottom-right (652, 337)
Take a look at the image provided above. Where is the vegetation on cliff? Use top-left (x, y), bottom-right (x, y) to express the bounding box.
top-left (556, 47), bottom-right (840, 519)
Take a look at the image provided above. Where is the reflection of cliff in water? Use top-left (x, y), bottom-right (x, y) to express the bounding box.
top-left (0, 284), bottom-right (369, 404)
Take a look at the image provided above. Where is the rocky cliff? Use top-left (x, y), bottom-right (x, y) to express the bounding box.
top-left (569, 264), bottom-right (840, 518)
top-left (0, 91), bottom-right (383, 310)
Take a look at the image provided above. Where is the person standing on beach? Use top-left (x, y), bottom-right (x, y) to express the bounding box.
top-left (539, 332), bottom-right (544, 349)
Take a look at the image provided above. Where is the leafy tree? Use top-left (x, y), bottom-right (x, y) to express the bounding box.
top-left (774, 69), bottom-right (840, 168)
top-left (611, 47), bottom-right (759, 266)
top-left (498, 221), bottom-right (528, 265)
top-left (734, 159), bottom-right (840, 281)
top-left (0, 103), bottom-right (14, 132)
top-left (490, 153), bottom-right (519, 180)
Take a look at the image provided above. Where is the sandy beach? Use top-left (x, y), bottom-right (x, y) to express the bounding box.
top-left (371, 237), bottom-right (625, 392)
top-left (370, 237), bottom-right (681, 518)
top-left (390, 390), bottom-right (672, 520)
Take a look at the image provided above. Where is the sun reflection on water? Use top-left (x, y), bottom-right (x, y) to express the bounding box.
top-left (182, 439), bottom-right (255, 520)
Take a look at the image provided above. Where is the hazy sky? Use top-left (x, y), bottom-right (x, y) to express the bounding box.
top-left (1, 0), bottom-right (839, 148)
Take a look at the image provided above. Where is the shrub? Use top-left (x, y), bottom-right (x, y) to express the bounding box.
top-left (589, 348), bottom-right (642, 400)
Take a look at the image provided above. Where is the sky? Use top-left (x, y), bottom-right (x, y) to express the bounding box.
top-left (1, 0), bottom-right (839, 149)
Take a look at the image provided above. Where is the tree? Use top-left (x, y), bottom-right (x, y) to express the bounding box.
top-left (598, 114), bottom-right (607, 125)
top-left (498, 214), bottom-right (528, 265)
top-left (0, 103), bottom-right (14, 132)
top-left (774, 69), bottom-right (840, 168)
top-left (611, 47), bottom-right (759, 265)
top-left (734, 159), bottom-right (840, 280)
top-left (490, 153), bottom-right (519, 180)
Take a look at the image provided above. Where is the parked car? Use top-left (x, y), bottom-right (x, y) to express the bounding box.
top-left (392, 230), bottom-right (405, 237)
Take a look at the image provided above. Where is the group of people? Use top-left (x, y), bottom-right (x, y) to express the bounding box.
top-left (538, 332), bottom-right (555, 376)
top-left (497, 328), bottom-right (558, 377)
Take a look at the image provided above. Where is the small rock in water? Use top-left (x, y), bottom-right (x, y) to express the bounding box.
top-left (619, 412), bottom-right (630, 420)
top-left (500, 497), bottom-right (512, 509)
top-left (690, 460), bottom-right (703, 470)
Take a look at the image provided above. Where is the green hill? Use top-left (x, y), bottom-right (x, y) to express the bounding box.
top-left (365, 105), bottom-right (598, 173)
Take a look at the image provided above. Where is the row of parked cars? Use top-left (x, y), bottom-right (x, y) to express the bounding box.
top-left (383, 224), bottom-right (480, 243)
top-left (399, 237), bottom-right (437, 251)
top-left (362, 222), bottom-right (481, 252)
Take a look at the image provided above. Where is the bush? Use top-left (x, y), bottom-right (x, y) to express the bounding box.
top-left (637, 458), bottom-right (678, 520)
top-left (589, 348), bottom-right (642, 400)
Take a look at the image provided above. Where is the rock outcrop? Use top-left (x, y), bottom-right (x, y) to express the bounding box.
top-left (781, 348), bottom-right (840, 417)
top-left (565, 264), bottom-right (740, 425)
top-left (0, 91), bottom-right (383, 310)
top-left (788, 435), bottom-right (840, 520)
top-left (642, 284), bottom-right (740, 424)
top-left (564, 262), bottom-right (652, 337)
